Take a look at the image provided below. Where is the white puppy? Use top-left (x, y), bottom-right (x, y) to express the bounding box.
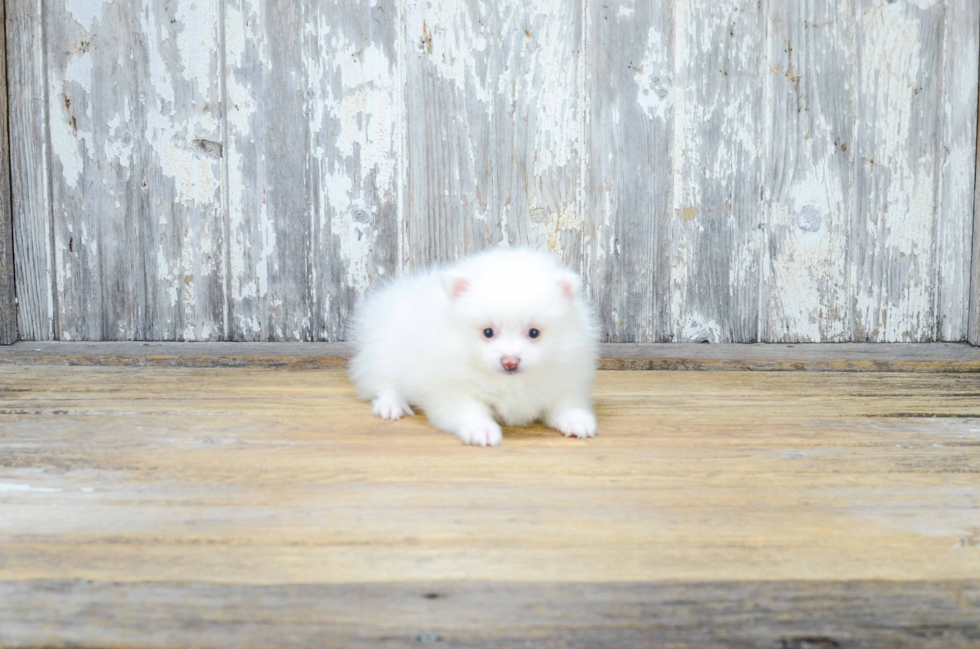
top-left (349, 248), bottom-right (598, 447)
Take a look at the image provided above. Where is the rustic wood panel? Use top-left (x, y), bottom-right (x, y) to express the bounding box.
top-left (223, 0), bottom-right (303, 341)
top-left (583, 0), bottom-right (673, 343)
top-left (762, 1), bottom-right (853, 343)
top-left (8, 0), bottom-right (54, 341)
top-left (0, 0), bottom-right (15, 345)
top-left (852, 0), bottom-right (944, 342)
top-left (42, 0), bottom-right (225, 341)
top-left (1, 580), bottom-right (978, 649)
top-left (224, 0), bottom-right (398, 341)
top-left (3, 340), bottom-right (980, 371)
top-left (6, 0), bottom-right (980, 343)
top-left (308, 0), bottom-right (400, 340)
top-left (1, 366), bottom-right (980, 645)
top-left (495, 0), bottom-right (583, 273)
top-left (402, 0), bottom-right (496, 269)
top-left (938, 0), bottom-right (980, 342)
top-left (971, 52), bottom-right (980, 346)
top-left (669, 0), bottom-right (767, 343)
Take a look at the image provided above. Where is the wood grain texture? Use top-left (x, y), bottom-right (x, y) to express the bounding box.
top-left (3, 341), bottom-right (980, 371)
top-left (670, 0), bottom-right (766, 343)
top-left (762, 1), bottom-right (853, 343)
top-left (308, 0), bottom-right (400, 340)
top-left (2, 580), bottom-right (979, 649)
top-left (495, 0), bottom-right (583, 273)
top-left (223, 0), bottom-right (308, 341)
top-left (43, 0), bottom-right (225, 341)
top-left (0, 0), bottom-right (15, 345)
top-left (7, 0), bottom-right (54, 341)
top-left (938, 0), bottom-right (980, 342)
top-left (1, 367), bottom-right (980, 646)
top-left (224, 0), bottom-right (398, 342)
top-left (583, 0), bottom-right (672, 343)
top-left (971, 45), bottom-right (980, 346)
top-left (852, 0), bottom-right (945, 342)
top-left (402, 0), bottom-right (496, 269)
top-left (7, 0), bottom-right (980, 343)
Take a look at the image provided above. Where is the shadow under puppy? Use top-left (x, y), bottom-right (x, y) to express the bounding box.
top-left (349, 248), bottom-right (598, 447)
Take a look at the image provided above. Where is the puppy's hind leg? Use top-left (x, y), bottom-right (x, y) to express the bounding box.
top-left (372, 389), bottom-right (414, 421)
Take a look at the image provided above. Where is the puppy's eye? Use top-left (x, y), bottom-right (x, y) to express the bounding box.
top-left (528, 328), bottom-right (540, 339)
top-left (483, 328), bottom-right (494, 339)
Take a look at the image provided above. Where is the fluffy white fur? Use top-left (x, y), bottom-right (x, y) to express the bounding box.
top-left (349, 248), bottom-right (598, 447)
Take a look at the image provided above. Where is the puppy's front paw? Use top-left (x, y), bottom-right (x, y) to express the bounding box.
top-left (456, 419), bottom-right (503, 447)
top-left (552, 408), bottom-right (597, 439)
top-left (372, 392), bottom-right (414, 420)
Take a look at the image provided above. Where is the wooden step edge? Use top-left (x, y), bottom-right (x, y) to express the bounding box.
top-left (1, 342), bottom-right (978, 371)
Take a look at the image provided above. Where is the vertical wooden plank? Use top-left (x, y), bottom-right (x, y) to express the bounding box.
top-left (224, 0), bottom-right (310, 341)
top-left (939, 0), bottom-right (980, 342)
top-left (224, 0), bottom-right (398, 341)
top-left (851, 0), bottom-right (945, 342)
top-left (495, 0), bottom-right (583, 273)
top-left (8, 0), bottom-right (54, 340)
top-left (670, 0), bottom-right (766, 343)
top-left (402, 0), bottom-right (495, 269)
top-left (43, 0), bottom-right (224, 340)
top-left (138, 0), bottom-right (226, 341)
top-left (583, 0), bottom-right (673, 342)
top-left (45, 2), bottom-right (125, 340)
top-left (762, 1), bottom-right (854, 342)
top-left (306, 0), bottom-right (400, 341)
top-left (971, 52), bottom-right (980, 346)
top-left (0, 0), bottom-right (15, 344)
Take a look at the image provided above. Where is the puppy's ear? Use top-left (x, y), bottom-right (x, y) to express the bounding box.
top-left (442, 271), bottom-right (470, 300)
top-left (557, 272), bottom-right (582, 301)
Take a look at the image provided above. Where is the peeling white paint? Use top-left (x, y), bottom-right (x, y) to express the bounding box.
top-left (852, 3), bottom-right (937, 341)
top-left (174, 0), bottom-right (219, 95)
top-left (49, 52), bottom-right (95, 190)
top-left (20, 0), bottom-right (979, 344)
top-left (524, 1), bottom-right (582, 176)
top-left (405, 0), bottom-right (490, 104)
top-left (635, 27), bottom-right (671, 122)
top-left (65, 0), bottom-right (114, 32)
top-left (682, 316), bottom-right (723, 344)
top-left (305, 11), bottom-right (397, 301)
top-left (143, 4), bottom-right (221, 207)
top-left (65, 51), bottom-right (93, 95)
top-left (225, 0), bottom-right (268, 317)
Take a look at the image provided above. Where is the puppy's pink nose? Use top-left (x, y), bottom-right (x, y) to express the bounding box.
top-left (501, 356), bottom-right (520, 371)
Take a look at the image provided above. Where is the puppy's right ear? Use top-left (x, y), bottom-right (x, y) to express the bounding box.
top-left (442, 271), bottom-right (470, 300)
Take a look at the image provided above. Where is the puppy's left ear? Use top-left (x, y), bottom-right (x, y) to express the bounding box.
top-left (442, 271), bottom-right (470, 300)
top-left (557, 272), bottom-right (582, 301)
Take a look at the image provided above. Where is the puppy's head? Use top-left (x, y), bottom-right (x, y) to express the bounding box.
top-left (442, 250), bottom-right (585, 376)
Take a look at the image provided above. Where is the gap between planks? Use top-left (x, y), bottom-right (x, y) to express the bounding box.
top-left (0, 341), bottom-right (978, 371)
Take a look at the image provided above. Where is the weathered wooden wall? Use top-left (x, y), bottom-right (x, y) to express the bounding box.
top-left (7, 0), bottom-right (980, 343)
top-left (971, 54), bottom-right (980, 346)
top-left (0, 0), bottom-right (15, 344)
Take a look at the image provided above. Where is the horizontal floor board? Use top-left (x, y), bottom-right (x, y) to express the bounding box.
top-left (1, 341), bottom-right (978, 371)
top-left (2, 580), bottom-right (979, 649)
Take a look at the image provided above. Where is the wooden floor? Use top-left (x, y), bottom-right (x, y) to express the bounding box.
top-left (1, 350), bottom-right (980, 647)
